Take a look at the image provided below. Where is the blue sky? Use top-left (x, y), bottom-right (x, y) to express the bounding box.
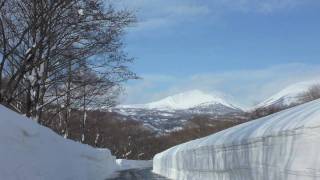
top-left (116, 0), bottom-right (320, 107)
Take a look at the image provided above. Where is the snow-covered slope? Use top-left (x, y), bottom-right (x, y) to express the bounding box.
top-left (153, 99), bottom-right (320, 180)
top-left (0, 105), bottom-right (117, 180)
top-left (256, 80), bottom-right (320, 108)
top-left (119, 90), bottom-right (239, 110)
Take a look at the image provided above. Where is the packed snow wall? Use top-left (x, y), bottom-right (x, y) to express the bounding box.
top-left (0, 105), bottom-right (117, 180)
top-left (153, 99), bottom-right (320, 180)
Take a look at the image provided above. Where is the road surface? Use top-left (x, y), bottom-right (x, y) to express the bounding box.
top-left (108, 168), bottom-right (169, 180)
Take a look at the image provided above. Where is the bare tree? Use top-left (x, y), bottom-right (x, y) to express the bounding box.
top-left (0, 0), bottom-right (136, 137)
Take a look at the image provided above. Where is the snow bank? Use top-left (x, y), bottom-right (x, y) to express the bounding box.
top-left (116, 159), bottom-right (153, 170)
top-left (153, 99), bottom-right (320, 180)
top-left (0, 105), bottom-right (117, 180)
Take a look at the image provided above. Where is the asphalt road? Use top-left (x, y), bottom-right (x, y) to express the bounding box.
top-left (107, 168), bottom-right (169, 180)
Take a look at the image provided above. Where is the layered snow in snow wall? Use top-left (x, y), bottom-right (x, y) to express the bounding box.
top-left (0, 105), bottom-right (117, 180)
top-left (153, 99), bottom-right (320, 180)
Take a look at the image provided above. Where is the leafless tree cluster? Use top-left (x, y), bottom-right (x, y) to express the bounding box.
top-left (0, 0), bottom-right (136, 139)
top-left (42, 108), bottom-right (247, 160)
top-left (248, 84), bottom-right (320, 120)
top-left (42, 109), bottom-right (156, 160)
top-left (300, 84), bottom-right (320, 103)
top-left (248, 105), bottom-right (285, 120)
top-left (162, 116), bottom-right (245, 145)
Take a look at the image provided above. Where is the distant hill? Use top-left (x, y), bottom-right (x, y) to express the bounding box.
top-left (255, 80), bottom-right (320, 109)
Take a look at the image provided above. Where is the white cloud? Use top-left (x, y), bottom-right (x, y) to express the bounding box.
top-left (133, 18), bottom-right (171, 31)
top-left (216, 0), bottom-right (305, 14)
top-left (114, 0), bottom-right (212, 31)
top-left (115, 0), bottom-right (315, 31)
top-left (121, 63), bottom-right (320, 108)
top-left (165, 5), bottom-right (210, 16)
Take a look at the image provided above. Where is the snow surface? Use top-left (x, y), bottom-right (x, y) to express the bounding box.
top-left (0, 105), bottom-right (117, 180)
top-left (116, 159), bottom-right (153, 171)
top-left (153, 99), bottom-right (320, 180)
top-left (119, 90), bottom-right (239, 110)
top-left (256, 80), bottom-right (320, 108)
top-left (78, 9), bottom-right (84, 16)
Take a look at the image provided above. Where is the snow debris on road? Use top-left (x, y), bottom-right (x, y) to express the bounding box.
top-left (116, 159), bottom-right (153, 171)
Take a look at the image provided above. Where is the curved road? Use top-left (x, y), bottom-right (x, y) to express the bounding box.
top-left (107, 168), bottom-right (169, 180)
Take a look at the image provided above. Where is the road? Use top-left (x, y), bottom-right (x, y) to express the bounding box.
top-left (107, 168), bottom-right (169, 180)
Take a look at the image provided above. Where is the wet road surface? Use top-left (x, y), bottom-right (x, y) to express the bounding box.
top-left (107, 168), bottom-right (170, 180)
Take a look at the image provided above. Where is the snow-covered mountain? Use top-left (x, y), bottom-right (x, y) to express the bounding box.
top-left (118, 90), bottom-right (240, 111)
top-left (114, 90), bottom-right (244, 134)
top-left (256, 80), bottom-right (320, 109)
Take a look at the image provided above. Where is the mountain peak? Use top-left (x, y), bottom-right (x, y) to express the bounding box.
top-left (119, 90), bottom-right (239, 110)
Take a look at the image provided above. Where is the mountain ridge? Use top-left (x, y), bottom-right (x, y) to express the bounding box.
top-left (255, 80), bottom-right (320, 109)
top-left (118, 90), bottom-right (241, 111)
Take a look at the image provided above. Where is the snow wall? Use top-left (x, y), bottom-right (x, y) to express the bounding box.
top-left (0, 105), bottom-right (117, 180)
top-left (153, 99), bottom-right (320, 180)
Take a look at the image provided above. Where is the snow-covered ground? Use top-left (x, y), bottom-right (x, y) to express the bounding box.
top-left (0, 105), bottom-right (117, 180)
top-left (116, 159), bottom-right (153, 171)
top-left (153, 99), bottom-right (320, 180)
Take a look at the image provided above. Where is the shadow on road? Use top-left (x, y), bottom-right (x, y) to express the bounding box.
top-left (107, 168), bottom-right (169, 180)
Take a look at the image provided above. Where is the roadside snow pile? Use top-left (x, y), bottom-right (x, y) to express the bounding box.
top-left (116, 159), bottom-right (153, 171)
top-left (0, 105), bottom-right (117, 180)
top-left (153, 99), bottom-right (320, 180)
